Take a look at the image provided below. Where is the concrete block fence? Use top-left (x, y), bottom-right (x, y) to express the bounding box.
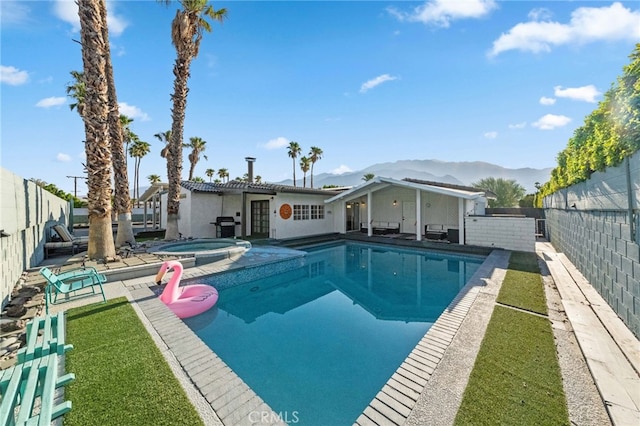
top-left (1, 168), bottom-right (70, 308)
top-left (544, 151), bottom-right (640, 338)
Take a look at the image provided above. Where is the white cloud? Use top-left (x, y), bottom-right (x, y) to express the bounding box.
top-left (53, 0), bottom-right (128, 36)
top-left (119, 102), bottom-right (150, 121)
top-left (490, 2), bottom-right (640, 57)
top-left (56, 153), bottom-right (71, 162)
top-left (331, 165), bottom-right (353, 175)
top-left (36, 97), bottom-right (66, 108)
top-left (484, 131), bottom-right (498, 139)
top-left (360, 74), bottom-right (398, 93)
top-left (508, 122), bottom-right (527, 129)
top-left (554, 85), bottom-right (601, 103)
top-left (261, 137), bottom-right (289, 150)
top-left (1, 65), bottom-right (29, 85)
top-left (540, 96), bottom-right (556, 105)
top-left (388, 0), bottom-right (497, 28)
top-left (1, 1), bottom-right (30, 25)
top-left (532, 114), bottom-right (571, 130)
top-left (528, 8), bottom-right (552, 22)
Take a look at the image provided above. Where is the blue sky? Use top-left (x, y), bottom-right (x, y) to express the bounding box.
top-left (1, 0), bottom-right (639, 197)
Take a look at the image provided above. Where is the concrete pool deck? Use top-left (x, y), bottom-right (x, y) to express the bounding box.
top-left (20, 240), bottom-right (640, 425)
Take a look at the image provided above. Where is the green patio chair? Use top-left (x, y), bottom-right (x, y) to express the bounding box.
top-left (39, 266), bottom-right (107, 313)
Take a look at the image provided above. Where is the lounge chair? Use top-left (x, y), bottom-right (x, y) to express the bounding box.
top-left (44, 224), bottom-right (88, 258)
top-left (40, 266), bottom-right (107, 313)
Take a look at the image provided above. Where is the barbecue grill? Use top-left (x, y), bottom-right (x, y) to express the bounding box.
top-left (214, 216), bottom-right (236, 238)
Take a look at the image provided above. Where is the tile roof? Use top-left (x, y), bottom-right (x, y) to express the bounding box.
top-left (180, 180), bottom-right (344, 196)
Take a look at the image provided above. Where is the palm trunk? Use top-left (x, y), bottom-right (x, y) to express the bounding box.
top-left (292, 159), bottom-right (296, 187)
top-left (78, 0), bottom-right (116, 261)
top-left (165, 52), bottom-right (191, 240)
top-left (310, 163), bottom-right (314, 188)
top-left (98, 0), bottom-right (134, 249)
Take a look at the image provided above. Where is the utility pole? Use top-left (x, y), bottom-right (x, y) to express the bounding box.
top-left (66, 175), bottom-right (85, 199)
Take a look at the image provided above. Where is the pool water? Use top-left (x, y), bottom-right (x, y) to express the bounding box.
top-left (183, 242), bottom-right (484, 425)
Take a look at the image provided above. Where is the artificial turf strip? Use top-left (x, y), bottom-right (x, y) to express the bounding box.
top-left (63, 297), bottom-right (204, 426)
top-left (496, 251), bottom-right (548, 315)
top-left (454, 306), bottom-right (569, 426)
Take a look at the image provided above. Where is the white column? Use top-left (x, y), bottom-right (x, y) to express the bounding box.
top-left (416, 189), bottom-right (422, 241)
top-left (367, 191), bottom-right (373, 236)
top-left (458, 198), bottom-right (465, 245)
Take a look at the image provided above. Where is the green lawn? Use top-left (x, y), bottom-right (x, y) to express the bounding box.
top-left (63, 298), bottom-right (203, 426)
top-left (454, 252), bottom-right (569, 426)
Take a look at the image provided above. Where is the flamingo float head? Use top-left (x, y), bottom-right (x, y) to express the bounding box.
top-left (155, 260), bottom-right (183, 285)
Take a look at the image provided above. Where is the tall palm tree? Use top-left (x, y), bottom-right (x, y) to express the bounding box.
top-left (288, 141), bottom-right (302, 187)
top-left (155, 130), bottom-right (172, 158)
top-left (205, 168), bottom-right (215, 182)
top-left (309, 146), bottom-right (323, 188)
top-left (183, 136), bottom-right (208, 180)
top-left (120, 115), bottom-right (134, 168)
top-left (217, 168), bottom-right (229, 183)
top-left (66, 70), bottom-right (86, 116)
top-left (129, 138), bottom-right (151, 207)
top-left (78, 0), bottom-right (116, 260)
top-left (148, 174), bottom-right (162, 184)
top-left (161, 0), bottom-right (227, 240)
top-left (300, 156), bottom-right (311, 188)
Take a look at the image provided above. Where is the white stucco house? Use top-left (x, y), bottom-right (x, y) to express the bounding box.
top-left (160, 177), bottom-right (493, 245)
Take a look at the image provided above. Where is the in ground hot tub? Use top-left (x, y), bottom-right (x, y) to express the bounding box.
top-left (148, 238), bottom-right (251, 265)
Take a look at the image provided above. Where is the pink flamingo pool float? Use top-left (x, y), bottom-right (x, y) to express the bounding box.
top-left (155, 260), bottom-right (218, 319)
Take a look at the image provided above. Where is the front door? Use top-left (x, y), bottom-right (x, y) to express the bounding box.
top-left (251, 200), bottom-right (270, 237)
top-left (402, 201), bottom-right (416, 234)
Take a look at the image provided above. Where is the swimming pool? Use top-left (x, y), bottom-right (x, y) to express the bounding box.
top-left (183, 242), bottom-right (484, 425)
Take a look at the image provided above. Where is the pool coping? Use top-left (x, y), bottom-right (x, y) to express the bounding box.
top-left (123, 245), bottom-right (507, 426)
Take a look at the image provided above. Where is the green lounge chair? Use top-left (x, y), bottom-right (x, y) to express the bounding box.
top-left (40, 266), bottom-right (107, 313)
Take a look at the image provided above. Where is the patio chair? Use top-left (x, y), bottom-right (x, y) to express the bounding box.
top-left (40, 266), bottom-right (107, 313)
top-left (44, 224), bottom-right (89, 258)
top-left (52, 224), bottom-right (89, 244)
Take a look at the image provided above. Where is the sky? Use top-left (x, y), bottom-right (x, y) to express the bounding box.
top-left (1, 0), bottom-right (639, 198)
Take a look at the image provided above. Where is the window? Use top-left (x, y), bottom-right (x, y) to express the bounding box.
top-left (311, 205), bottom-right (325, 219)
top-left (293, 204), bottom-right (309, 220)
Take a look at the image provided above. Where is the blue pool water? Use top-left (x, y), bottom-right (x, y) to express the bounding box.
top-left (183, 242), bottom-right (484, 425)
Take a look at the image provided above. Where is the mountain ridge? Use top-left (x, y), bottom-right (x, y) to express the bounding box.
top-left (275, 159), bottom-right (551, 193)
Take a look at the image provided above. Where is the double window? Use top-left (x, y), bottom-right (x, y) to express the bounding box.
top-left (293, 204), bottom-right (324, 220)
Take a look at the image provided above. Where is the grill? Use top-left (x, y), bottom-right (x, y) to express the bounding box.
top-left (214, 216), bottom-right (236, 238)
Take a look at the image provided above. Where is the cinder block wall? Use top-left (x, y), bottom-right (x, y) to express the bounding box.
top-left (1, 168), bottom-right (70, 308)
top-left (465, 216), bottom-right (535, 252)
top-left (544, 152), bottom-right (639, 338)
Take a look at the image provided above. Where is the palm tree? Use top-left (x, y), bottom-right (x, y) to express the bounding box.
top-left (309, 146), bottom-right (323, 188)
top-left (288, 141), bottom-right (302, 187)
top-left (205, 168), bottom-right (215, 182)
top-left (183, 136), bottom-right (208, 180)
top-left (300, 156), bottom-right (311, 188)
top-left (66, 70), bottom-right (86, 116)
top-left (129, 138), bottom-right (151, 207)
top-left (161, 0), bottom-right (227, 240)
top-left (77, 0), bottom-right (116, 260)
top-left (254, 175), bottom-right (262, 183)
top-left (148, 174), bottom-right (162, 184)
top-left (192, 176), bottom-right (205, 183)
top-left (362, 173), bottom-right (375, 182)
top-left (120, 115), bottom-right (134, 168)
top-left (155, 130), bottom-right (172, 158)
top-left (217, 168), bottom-right (229, 183)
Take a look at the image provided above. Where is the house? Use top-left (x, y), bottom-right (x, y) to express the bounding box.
top-left (164, 176), bottom-right (492, 245)
top-left (160, 181), bottom-right (344, 240)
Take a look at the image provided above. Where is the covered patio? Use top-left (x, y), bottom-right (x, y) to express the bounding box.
top-left (326, 177), bottom-right (491, 244)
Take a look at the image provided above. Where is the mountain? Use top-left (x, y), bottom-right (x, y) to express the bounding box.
top-left (275, 159), bottom-right (552, 193)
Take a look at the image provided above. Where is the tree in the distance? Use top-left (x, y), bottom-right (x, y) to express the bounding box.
top-left (471, 177), bottom-right (526, 208)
